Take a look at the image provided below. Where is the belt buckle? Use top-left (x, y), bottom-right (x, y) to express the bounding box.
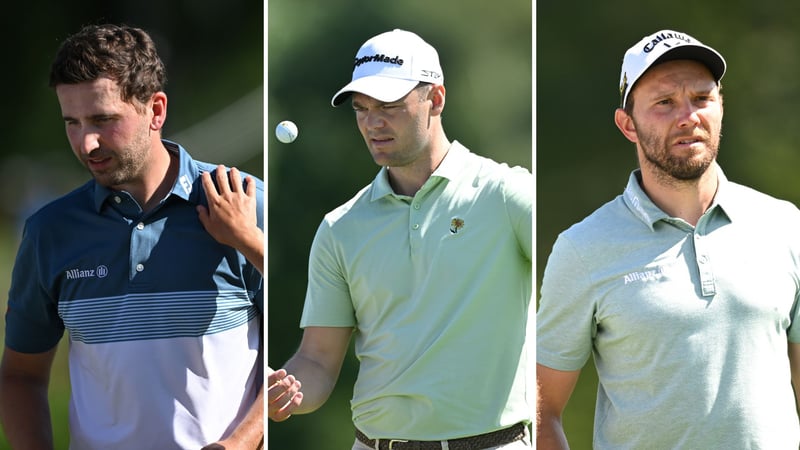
top-left (387, 439), bottom-right (408, 449)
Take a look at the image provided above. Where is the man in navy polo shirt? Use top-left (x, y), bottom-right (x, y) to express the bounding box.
top-left (0, 24), bottom-right (264, 449)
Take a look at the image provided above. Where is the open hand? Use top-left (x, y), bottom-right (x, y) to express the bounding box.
top-left (268, 369), bottom-right (303, 422)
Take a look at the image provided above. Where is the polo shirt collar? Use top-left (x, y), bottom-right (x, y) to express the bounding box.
top-left (709, 168), bottom-right (741, 222)
top-left (369, 140), bottom-right (468, 201)
top-left (93, 139), bottom-right (201, 212)
top-left (623, 162), bottom-right (734, 230)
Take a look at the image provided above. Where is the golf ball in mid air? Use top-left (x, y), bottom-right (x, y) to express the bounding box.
top-left (275, 120), bottom-right (298, 143)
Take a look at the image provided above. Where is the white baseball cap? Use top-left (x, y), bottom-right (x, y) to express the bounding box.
top-left (619, 29), bottom-right (726, 109)
top-left (331, 29), bottom-right (444, 107)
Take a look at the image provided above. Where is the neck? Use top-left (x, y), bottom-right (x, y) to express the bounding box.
top-left (387, 134), bottom-right (451, 197)
top-left (124, 140), bottom-right (178, 212)
top-left (639, 163), bottom-right (719, 226)
top-left (144, 149), bottom-right (179, 212)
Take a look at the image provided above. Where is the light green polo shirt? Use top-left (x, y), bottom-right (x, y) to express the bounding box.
top-left (300, 141), bottom-right (533, 440)
top-left (537, 166), bottom-right (800, 449)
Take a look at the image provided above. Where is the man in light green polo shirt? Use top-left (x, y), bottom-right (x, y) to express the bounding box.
top-left (537, 29), bottom-right (800, 449)
top-left (267, 29), bottom-right (533, 449)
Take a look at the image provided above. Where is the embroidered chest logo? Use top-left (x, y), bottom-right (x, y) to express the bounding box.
top-left (623, 265), bottom-right (667, 284)
top-left (65, 265), bottom-right (109, 280)
top-left (449, 217), bottom-right (465, 234)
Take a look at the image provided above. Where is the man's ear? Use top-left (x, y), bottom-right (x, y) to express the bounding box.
top-left (149, 91), bottom-right (168, 131)
top-left (430, 84), bottom-right (445, 116)
top-left (614, 108), bottom-right (638, 143)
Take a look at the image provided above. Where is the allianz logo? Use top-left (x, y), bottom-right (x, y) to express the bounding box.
top-left (622, 265), bottom-right (667, 284)
top-left (65, 265), bottom-right (109, 280)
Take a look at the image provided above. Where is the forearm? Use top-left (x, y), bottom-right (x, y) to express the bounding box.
top-left (212, 386), bottom-right (263, 449)
top-left (283, 353), bottom-right (339, 414)
top-left (793, 372), bottom-right (800, 416)
top-left (789, 342), bottom-right (800, 416)
top-left (537, 416), bottom-right (570, 450)
top-left (0, 376), bottom-right (54, 450)
top-left (536, 365), bottom-right (580, 450)
top-left (236, 228), bottom-right (264, 275)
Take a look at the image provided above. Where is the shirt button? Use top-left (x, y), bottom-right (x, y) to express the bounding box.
top-left (412, 224), bottom-right (420, 230)
top-left (413, 203), bottom-right (421, 210)
top-left (136, 264), bottom-right (144, 272)
top-left (114, 196), bottom-right (122, 204)
top-left (136, 222), bottom-right (145, 230)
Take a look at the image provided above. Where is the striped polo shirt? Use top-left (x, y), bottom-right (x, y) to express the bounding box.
top-left (5, 140), bottom-right (264, 449)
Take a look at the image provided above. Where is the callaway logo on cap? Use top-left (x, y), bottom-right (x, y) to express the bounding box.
top-left (619, 29), bottom-right (726, 109)
top-left (331, 29), bottom-right (444, 107)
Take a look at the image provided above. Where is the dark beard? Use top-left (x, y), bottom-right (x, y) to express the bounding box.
top-left (641, 147), bottom-right (716, 181)
top-left (636, 122), bottom-right (721, 182)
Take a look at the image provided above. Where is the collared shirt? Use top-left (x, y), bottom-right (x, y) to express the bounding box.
top-left (5, 140), bottom-right (264, 450)
top-left (301, 141), bottom-right (533, 440)
top-left (537, 166), bottom-right (800, 449)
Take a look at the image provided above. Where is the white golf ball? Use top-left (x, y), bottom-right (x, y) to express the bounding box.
top-left (275, 120), bottom-right (298, 144)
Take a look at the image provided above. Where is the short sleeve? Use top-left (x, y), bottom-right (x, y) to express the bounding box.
top-left (300, 219), bottom-right (357, 328)
top-left (5, 220), bottom-right (65, 353)
top-left (536, 233), bottom-right (597, 371)
top-left (503, 166), bottom-right (533, 262)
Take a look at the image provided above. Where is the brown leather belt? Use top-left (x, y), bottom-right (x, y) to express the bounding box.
top-left (355, 422), bottom-right (526, 450)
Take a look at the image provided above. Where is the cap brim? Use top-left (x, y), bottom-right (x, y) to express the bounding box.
top-left (331, 76), bottom-right (420, 107)
top-left (654, 45), bottom-right (726, 81)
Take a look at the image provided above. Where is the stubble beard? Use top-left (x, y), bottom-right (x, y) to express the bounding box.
top-left (90, 134), bottom-right (151, 189)
top-left (638, 126), bottom-right (721, 183)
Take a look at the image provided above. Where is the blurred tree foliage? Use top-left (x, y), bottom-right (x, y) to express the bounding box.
top-left (0, 1), bottom-right (262, 448)
top-left (0, 0), bottom-right (263, 223)
top-left (538, 2), bottom-right (800, 449)
top-left (267, 0), bottom-right (532, 448)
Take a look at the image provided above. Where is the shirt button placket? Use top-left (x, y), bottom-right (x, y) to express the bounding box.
top-left (410, 200), bottom-right (422, 249)
top-left (693, 231), bottom-right (716, 296)
top-left (132, 222), bottom-right (146, 277)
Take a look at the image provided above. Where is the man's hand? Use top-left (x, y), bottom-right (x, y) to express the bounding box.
top-left (197, 165), bottom-right (264, 274)
top-left (200, 437), bottom-right (264, 450)
top-left (197, 165), bottom-right (259, 249)
top-left (268, 368), bottom-right (303, 422)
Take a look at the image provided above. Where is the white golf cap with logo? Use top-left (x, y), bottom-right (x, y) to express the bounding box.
top-left (331, 29), bottom-right (444, 107)
top-left (619, 29), bottom-right (727, 109)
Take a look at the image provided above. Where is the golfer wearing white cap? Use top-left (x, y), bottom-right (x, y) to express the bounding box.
top-left (268, 29), bottom-right (534, 449)
top-left (537, 29), bottom-right (800, 449)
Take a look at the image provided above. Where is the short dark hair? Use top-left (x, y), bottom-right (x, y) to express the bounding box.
top-left (49, 24), bottom-right (167, 106)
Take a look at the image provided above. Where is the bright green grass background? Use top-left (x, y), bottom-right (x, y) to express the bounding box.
top-left (0, 225), bottom-right (72, 449)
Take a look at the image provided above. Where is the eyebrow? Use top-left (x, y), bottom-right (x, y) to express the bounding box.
top-left (62, 112), bottom-right (119, 122)
top-left (351, 98), bottom-right (399, 109)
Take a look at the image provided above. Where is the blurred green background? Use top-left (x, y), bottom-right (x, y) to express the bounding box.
top-left (0, 1), bottom-right (262, 448)
top-left (8, 0), bottom-right (800, 449)
top-left (267, 0), bottom-right (531, 448)
top-left (537, 2), bottom-right (800, 449)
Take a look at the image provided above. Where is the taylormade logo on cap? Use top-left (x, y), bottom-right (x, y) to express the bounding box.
top-left (354, 54), bottom-right (404, 68)
top-left (619, 29), bottom-right (726, 109)
top-left (331, 29), bottom-right (443, 107)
